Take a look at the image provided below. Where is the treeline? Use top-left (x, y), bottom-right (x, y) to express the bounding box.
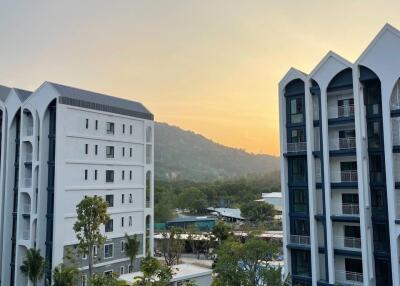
top-left (154, 171), bottom-right (280, 223)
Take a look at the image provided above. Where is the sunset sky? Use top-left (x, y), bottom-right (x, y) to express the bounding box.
top-left (1, 1), bottom-right (400, 155)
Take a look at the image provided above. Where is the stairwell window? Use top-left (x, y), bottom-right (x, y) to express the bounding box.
top-left (129, 216), bottom-right (132, 226)
top-left (129, 171), bottom-right (132, 180)
top-left (106, 146), bottom-right (114, 159)
top-left (104, 244), bottom-right (113, 258)
top-left (95, 145), bottom-right (98, 155)
top-left (95, 120), bottom-right (98, 130)
top-left (84, 169), bottom-right (88, 180)
top-left (94, 170), bottom-right (98, 180)
top-left (121, 217), bottom-right (125, 227)
top-left (105, 219), bottom-right (113, 232)
top-left (122, 147), bottom-right (125, 157)
top-left (129, 194), bottom-right (133, 204)
top-left (130, 125), bottom-right (133, 135)
top-left (106, 170), bottom-right (114, 183)
top-left (123, 124), bottom-right (125, 134)
top-left (122, 170), bottom-right (125, 181)
top-left (85, 144), bottom-right (88, 155)
top-left (106, 122), bottom-right (115, 135)
top-left (122, 194), bottom-right (125, 204)
top-left (85, 118), bottom-right (89, 129)
top-left (130, 148), bottom-right (132, 157)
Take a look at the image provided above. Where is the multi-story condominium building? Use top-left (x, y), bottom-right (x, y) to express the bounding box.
top-left (0, 82), bottom-right (154, 286)
top-left (279, 24), bottom-right (400, 286)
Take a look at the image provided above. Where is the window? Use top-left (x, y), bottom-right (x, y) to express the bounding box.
top-left (288, 128), bottom-right (305, 143)
top-left (123, 124), bottom-right (125, 134)
top-left (129, 171), bottom-right (132, 180)
top-left (121, 217), bottom-right (124, 227)
top-left (128, 265), bottom-right (133, 273)
top-left (344, 225), bottom-right (360, 239)
top-left (106, 122), bottom-right (115, 135)
top-left (129, 216), bottom-right (132, 226)
top-left (95, 120), bottom-right (98, 130)
top-left (293, 219), bottom-right (309, 236)
top-left (106, 195), bottom-right (114, 207)
top-left (292, 250), bottom-right (311, 276)
top-left (122, 194), bottom-right (125, 204)
top-left (292, 189), bottom-right (307, 213)
top-left (85, 144), bottom-right (88, 154)
top-left (85, 119), bottom-right (89, 129)
top-left (94, 170), bottom-right (98, 180)
top-left (367, 121), bottom-right (381, 148)
top-left (93, 245), bottom-right (98, 257)
top-left (121, 240), bottom-right (126, 252)
top-left (345, 258), bottom-right (362, 274)
top-left (289, 157), bottom-right (307, 185)
top-left (130, 125), bottom-right (133, 135)
top-left (82, 252), bottom-right (87, 260)
top-left (105, 219), bottom-right (113, 232)
top-left (95, 145), bottom-right (98, 155)
top-left (104, 244), bottom-right (113, 259)
top-left (369, 154), bottom-right (384, 183)
top-left (81, 274), bottom-right (87, 286)
top-left (104, 270), bottom-right (113, 277)
top-left (106, 170), bottom-right (114, 183)
top-left (122, 170), bottom-right (125, 180)
top-left (129, 194), bottom-right (133, 204)
top-left (120, 266), bottom-right (124, 275)
top-left (106, 146), bottom-right (114, 158)
top-left (130, 148), bottom-right (132, 157)
top-left (288, 97), bottom-right (304, 124)
top-left (122, 147), bottom-right (125, 157)
top-left (84, 169), bottom-right (88, 180)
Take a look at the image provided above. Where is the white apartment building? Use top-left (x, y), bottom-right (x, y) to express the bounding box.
top-left (279, 24), bottom-right (400, 286)
top-left (0, 82), bottom-right (154, 286)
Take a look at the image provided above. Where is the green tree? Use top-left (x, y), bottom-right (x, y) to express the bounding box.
top-left (160, 227), bottom-right (185, 266)
top-left (213, 237), bottom-right (281, 286)
top-left (261, 266), bottom-right (291, 286)
top-left (178, 187), bottom-right (207, 214)
top-left (154, 189), bottom-right (176, 223)
top-left (134, 256), bottom-right (173, 286)
top-left (20, 248), bottom-right (45, 286)
top-left (125, 233), bottom-right (141, 271)
top-left (73, 195), bottom-right (110, 284)
top-left (91, 273), bottom-right (128, 286)
top-left (240, 201), bottom-right (276, 223)
top-left (212, 221), bottom-right (231, 245)
top-left (53, 263), bottom-right (79, 286)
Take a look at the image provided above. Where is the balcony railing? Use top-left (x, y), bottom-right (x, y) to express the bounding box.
top-left (336, 270), bottom-right (363, 284)
top-left (328, 105), bottom-right (354, 119)
top-left (334, 236), bottom-right (361, 250)
top-left (288, 235), bottom-right (310, 246)
top-left (24, 178), bottom-right (32, 188)
top-left (329, 137), bottom-right (356, 151)
top-left (25, 152), bottom-right (33, 163)
top-left (337, 171), bottom-right (358, 182)
top-left (287, 142), bottom-right (307, 153)
top-left (342, 203), bottom-right (359, 215)
top-left (25, 126), bottom-right (33, 137)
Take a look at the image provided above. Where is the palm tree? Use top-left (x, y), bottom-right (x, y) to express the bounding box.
top-left (20, 248), bottom-right (45, 286)
top-left (124, 233), bottom-right (140, 271)
top-left (53, 263), bottom-right (79, 286)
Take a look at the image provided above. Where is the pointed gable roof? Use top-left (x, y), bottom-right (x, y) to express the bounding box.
top-left (0, 85), bottom-right (11, 102)
top-left (13, 88), bottom-right (32, 102)
top-left (279, 68), bottom-right (308, 91)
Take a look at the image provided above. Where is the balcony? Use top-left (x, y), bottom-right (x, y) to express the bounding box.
top-left (328, 105), bottom-right (354, 119)
top-left (288, 235), bottom-right (310, 247)
top-left (329, 137), bottom-right (356, 151)
top-left (334, 236), bottom-right (361, 250)
top-left (335, 270), bottom-right (363, 285)
top-left (332, 171), bottom-right (358, 183)
top-left (286, 142), bottom-right (307, 153)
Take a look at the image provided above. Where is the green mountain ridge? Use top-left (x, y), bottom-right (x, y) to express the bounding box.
top-left (154, 122), bottom-right (280, 182)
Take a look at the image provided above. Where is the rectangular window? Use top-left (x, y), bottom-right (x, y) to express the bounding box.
top-left (106, 146), bottom-right (114, 158)
top-left (95, 120), bottom-right (98, 130)
top-left (122, 194), bottom-right (125, 204)
top-left (129, 171), bottom-right (132, 180)
top-left (344, 225), bottom-right (360, 239)
top-left (369, 154), bottom-right (384, 183)
top-left (106, 170), bottom-right (114, 183)
top-left (84, 169), bottom-right (88, 180)
top-left (123, 124), bottom-right (125, 134)
top-left (105, 219), bottom-right (113, 232)
top-left (292, 250), bottom-right (311, 276)
top-left (289, 157), bottom-right (307, 185)
top-left (122, 147), bottom-right (125, 157)
top-left (120, 266), bottom-right (124, 275)
top-left (104, 244), bottom-right (113, 258)
top-left (85, 144), bottom-right (88, 154)
top-left (104, 270), bottom-right (113, 277)
top-left (122, 170), bottom-right (125, 180)
top-left (106, 195), bottom-right (114, 207)
top-left (129, 194), bottom-right (133, 204)
top-left (128, 265), bottom-right (133, 273)
top-left (85, 119), bottom-right (89, 129)
top-left (288, 128), bottom-right (305, 143)
top-left (106, 122), bottom-right (115, 135)
top-left (93, 245), bottom-right (98, 257)
top-left (82, 275), bottom-right (87, 286)
top-left (130, 148), bottom-right (132, 157)
top-left (94, 170), bottom-right (98, 180)
top-left (130, 125), bottom-right (133, 134)
top-left (367, 121), bottom-right (381, 148)
top-left (345, 258), bottom-right (362, 274)
top-left (292, 189), bottom-right (307, 213)
top-left (95, 145), bottom-right (98, 155)
top-left (293, 219), bottom-right (309, 236)
top-left (121, 217), bottom-right (124, 227)
top-left (288, 97), bottom-right (304, 124)
top-left (129, 216), bottom-right (132, 226)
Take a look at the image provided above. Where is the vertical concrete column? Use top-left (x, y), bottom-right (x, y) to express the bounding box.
top-left (319, 87), bottom-right (335, 283)
top-left (305, 80), bottom-right (319, 286)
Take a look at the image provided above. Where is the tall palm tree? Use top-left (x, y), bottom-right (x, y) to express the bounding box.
top-left (20, 248), bottom-right (45, 286)
top-left (124, 233), bottom-right (140, 271)
top-left (53, 263), bottom-right (79, 286)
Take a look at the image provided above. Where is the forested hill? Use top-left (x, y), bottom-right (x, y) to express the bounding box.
top-left (154, 122), bottom-right (280, 182)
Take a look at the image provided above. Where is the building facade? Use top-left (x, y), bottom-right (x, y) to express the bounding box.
top-left (0, 82), bottom-right (154, 286)
top-left (279, 24), bottom-right (400, 286)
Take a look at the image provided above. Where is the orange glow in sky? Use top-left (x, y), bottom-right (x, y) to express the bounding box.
top-left (1, 1), bottom-right (400, 155)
